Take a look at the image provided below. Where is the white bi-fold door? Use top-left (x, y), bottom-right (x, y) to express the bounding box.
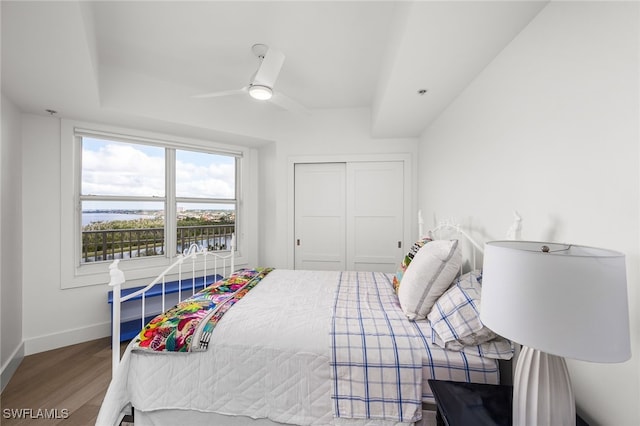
top-left (294, 161), bottom-right (404, 272)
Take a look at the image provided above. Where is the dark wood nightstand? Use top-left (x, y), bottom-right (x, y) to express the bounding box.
top-left (428, 379), bottom-right (589, 426)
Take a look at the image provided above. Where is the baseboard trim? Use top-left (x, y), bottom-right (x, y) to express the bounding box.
top-left (23, 321), bottom-right (111, 356)
top-left (1, 341), bottom-right (25, 392)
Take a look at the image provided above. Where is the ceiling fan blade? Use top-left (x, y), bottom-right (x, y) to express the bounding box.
top-left (252, 48), bottom-right (285, 87)
top-left (270, 92), bottom-right (309, 115)
top-left (192, 87), bottom-right (248, 99)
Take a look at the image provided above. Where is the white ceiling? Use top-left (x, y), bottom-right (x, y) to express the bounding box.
top-left (1, 1), bottom-right (548, 144)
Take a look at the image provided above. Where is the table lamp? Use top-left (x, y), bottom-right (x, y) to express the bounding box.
top-left (480, 241), bottom-right (631, 426)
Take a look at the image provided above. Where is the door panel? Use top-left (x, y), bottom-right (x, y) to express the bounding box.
top-left (347, 162), bottom-right (404, 272)
top-left (294, 163), bottom-right (346, 270)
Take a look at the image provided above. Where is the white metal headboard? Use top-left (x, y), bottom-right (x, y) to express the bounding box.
top-left (418, 208), bottom-right (483, 244)
top-left (428, 222), bottom-right (484, 254)
top-left (417, 210), bottom-right (523, 271)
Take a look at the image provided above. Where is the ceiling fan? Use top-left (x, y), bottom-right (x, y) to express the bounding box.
top-left (193, 44), bottom-right (307, 114)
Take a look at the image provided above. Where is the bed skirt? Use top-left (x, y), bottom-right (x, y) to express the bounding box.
top-left (132, 408), bottom-right (438, 426)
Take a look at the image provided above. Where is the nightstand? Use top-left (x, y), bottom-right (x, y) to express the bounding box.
top-left (428, 380), bottom-right (589, 426)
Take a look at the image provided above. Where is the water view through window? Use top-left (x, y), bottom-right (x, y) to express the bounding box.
top-left (80, 138), bottom-right (236, 263)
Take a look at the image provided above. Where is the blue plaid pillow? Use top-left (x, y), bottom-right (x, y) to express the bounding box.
top-left (428, 270), bottom-right (496, 345)
top-left (427, 270), bottom-right (513, 360)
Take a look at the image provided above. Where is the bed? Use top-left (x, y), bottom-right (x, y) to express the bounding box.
top-left (97, 221), bottom-right (514, 426)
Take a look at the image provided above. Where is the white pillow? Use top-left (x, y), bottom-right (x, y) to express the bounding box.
top-left (397, 239), bottom-right (462, 320)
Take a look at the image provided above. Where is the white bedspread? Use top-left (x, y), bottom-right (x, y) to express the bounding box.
top-left (97, 269), bottom-right (499, 426)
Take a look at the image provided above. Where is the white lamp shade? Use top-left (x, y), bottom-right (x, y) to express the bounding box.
top-left (480, 241), bottom-right (631, 363)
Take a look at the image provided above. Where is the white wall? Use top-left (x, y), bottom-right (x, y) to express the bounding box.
top-left (258, 107), bottom-right (419, 268)
top-left (1, 94), bottom-right (24, 390)
top-left (417, 2), bottom-right (639, 425)
top-left (20, 114), bottom-right (114, 354)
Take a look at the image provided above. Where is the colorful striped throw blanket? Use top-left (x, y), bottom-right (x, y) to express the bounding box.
top-left (133, 268), bottom-right (273, 352)
top-left (330, 271), bottom-right (423, 423)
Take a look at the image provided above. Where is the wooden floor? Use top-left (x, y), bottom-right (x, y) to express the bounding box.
top-left (1, 337), bottom-right (124, 426)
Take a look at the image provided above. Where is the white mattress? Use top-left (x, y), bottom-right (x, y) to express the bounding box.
top-left (97, 269), bottom-right (499, 426)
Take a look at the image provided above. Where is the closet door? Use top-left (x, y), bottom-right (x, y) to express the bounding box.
top-left (294, 163), bottom-right (346, 270)
top-left (294, 161), bottom-right (405, 272)
top-left (346, 161), bottom-right (404, 272)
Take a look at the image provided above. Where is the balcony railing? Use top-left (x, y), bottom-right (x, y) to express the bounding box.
top-left (81, 224), bottom-right (235, 263)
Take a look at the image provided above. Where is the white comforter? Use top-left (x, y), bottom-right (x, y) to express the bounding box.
top-left (99, 270), bottom-right (397, 425)
top-left (97, 269), bottom-right (498, 426)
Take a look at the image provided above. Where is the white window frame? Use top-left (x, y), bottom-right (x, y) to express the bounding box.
top-left (60, 120), bottom-right (256, 289)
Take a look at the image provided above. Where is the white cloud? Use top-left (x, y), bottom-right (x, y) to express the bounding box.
top-left (176, 161), bottom-right (235, 199)
top-left (82, 142), bottom-right (235, 200)
top-left (82, 143), bottom-right (165, 196)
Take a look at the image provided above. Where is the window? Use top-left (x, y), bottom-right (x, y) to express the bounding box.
top-left (81, 138), bottom-right (166, 262)
top-left (60, 120), bottom-right (253, 289)
top-left (175, 149), bottom-right (236, 254)
top-left (79, 138), bottom-right (237, 263)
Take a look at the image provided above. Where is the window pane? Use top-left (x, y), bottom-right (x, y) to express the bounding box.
top-left (176, 150), bottom-right (235, 199)
top-left (82, 137), bottom-right (165, 197)
top-left (176, 202), bottom-right (235, 253)
top-left (81, 200), bottom-right (165, 263)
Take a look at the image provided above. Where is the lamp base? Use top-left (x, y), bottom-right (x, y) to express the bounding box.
top-left (513, 346), bottom-right (576, 426)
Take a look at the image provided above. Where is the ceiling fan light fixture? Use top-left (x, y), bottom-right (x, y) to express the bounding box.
top-left (249, 84), bottom-right (273, 101)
